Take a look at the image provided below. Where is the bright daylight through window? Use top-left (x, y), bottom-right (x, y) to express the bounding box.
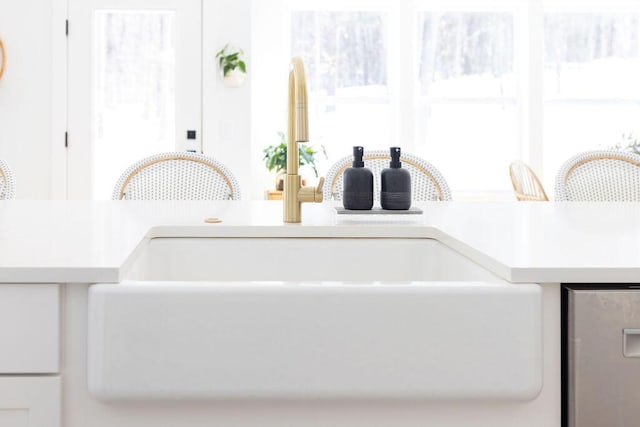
top-left (291, 11), bottom-right (390, 182)
top-left (543, 12), bottom-right (640, 190)
top-left (416, 12), bottom-right (516, 195)
top-left (285, 1), bottom-right (640, 199)
top-left (94, 11), bottom-right (176, 200)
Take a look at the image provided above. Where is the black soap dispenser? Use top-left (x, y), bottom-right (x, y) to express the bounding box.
top-left (343, 146), bottom-right (374, 210)
top-left (381, 147), bottom-right (411, 210)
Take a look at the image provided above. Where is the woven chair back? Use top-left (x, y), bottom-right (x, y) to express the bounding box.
top-left (509, 161), bottom-right (548, 201)
top-left (112, 152), bottom-right (241, 200)
top-left (0, 159), bottom-right (15, 200)
top-left (555, 150), bottom-right (640, 201)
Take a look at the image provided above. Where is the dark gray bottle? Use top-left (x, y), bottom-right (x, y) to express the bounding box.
top-left (381, 147), bottom-right (411, 210)
top-left (343, 146), bottom-right (374, 210)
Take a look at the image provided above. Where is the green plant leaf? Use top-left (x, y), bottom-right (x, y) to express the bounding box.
top-left (263, 133), bottom-right (328, 177)
top-left (216, 43), bottom-right (247, 75)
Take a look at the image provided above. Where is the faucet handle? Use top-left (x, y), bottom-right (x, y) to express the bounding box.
top-left (298, 177), bottom-right (324, 203)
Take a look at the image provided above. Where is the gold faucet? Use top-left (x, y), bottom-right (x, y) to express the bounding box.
top-left (284, 57), bottom-right (324, 223)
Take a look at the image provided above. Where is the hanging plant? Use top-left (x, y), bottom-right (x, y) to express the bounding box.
top-left (215, 44), bottom-right (247, 88)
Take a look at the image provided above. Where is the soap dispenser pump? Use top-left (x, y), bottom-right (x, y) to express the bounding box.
top-left (381, 147), bottom-right (411, 210)
top-left (342, 146), bottom-right (374, 210)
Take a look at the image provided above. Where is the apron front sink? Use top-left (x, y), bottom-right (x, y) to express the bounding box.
top-left (88, 237), bottom-right (542, 401)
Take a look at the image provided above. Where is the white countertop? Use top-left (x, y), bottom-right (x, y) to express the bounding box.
top-left (0, 200), bottom-right (638, 284)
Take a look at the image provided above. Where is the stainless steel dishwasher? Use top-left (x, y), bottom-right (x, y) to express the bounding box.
top-left (566, 286), bottom-right (640, 427)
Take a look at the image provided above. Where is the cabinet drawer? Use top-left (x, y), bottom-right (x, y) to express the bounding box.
top-left (0, 377), bottom-right (60, 427)
top-left (0, 285), bottom-right (59, 373)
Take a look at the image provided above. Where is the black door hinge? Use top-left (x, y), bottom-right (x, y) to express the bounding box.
top-left (65, 132), bottom-right (68, 148)
top-left (66, 20), bottom-right (69, 36)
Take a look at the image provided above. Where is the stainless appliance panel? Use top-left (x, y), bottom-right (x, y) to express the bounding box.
top-left (568, 288), bottom-right (640, 427)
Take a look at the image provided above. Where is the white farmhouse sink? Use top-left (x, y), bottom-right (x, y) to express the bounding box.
top-left (88, 237), bottom-right (542, 401)
top-left (125, 238), bottom-right (501, 282)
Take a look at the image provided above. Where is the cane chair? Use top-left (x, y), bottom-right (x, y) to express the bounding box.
top-left (112, 152), bottom-right (241, 200)
top-left (323, 150), bottom-right (452, 202)
top-left (555, 150), bottom-right (640, 201)
top-left (0, 159), bottom-right (15, 200)
top-left (509, 161), bottom-right (548, 201)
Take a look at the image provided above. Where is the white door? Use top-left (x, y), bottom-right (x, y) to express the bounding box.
top-left (67, 0), bottom-right (202, 199)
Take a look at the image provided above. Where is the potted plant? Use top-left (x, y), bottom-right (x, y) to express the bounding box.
top-left (613, 132), bottom-right (640, 155)
top-left (263, 132), bottom-right (327, 191)
top-left (215, 44), bottom-right (247, 88)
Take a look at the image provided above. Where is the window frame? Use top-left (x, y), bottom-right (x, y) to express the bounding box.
top-left (262, 0), bottom-right (640, 199)
top-left (541, 1), bottom-right (640, 191)
top-left (285, 1), bottom-right (399, 165)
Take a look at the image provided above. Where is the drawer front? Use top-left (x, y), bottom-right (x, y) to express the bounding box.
top-left (0, 377), bottom-right (60, 427)
top-left (0, 285), bottom-right (59, 373)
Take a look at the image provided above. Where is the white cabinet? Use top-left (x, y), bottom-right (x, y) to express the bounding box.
top-left (0, 285), bottom-right (60, 427)
top-left (0, 284), bottom-right (59, 373)
top-left (0, 377), bottom-right (60, 427)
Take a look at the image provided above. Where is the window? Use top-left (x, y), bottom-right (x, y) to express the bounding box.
top-left (255, 0), bottom-right (639, 199)
top-left (286, 3), bottom-right (520, 197)
top-left (67, 0), bottom-right (201, 200)
top-left (290, 10), bottom-right (390, 177)
top-left (94, 11), bottom-right (176, 199)
top-left (544, 11), bottom-right (640, 189)
top-left (416, 11), bottom-right (517, 194)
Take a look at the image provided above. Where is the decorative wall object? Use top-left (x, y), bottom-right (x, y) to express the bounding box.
top-left (215, 44), bottom-right (246, 88)
top-left (0, 38), bottom-right (6, 80)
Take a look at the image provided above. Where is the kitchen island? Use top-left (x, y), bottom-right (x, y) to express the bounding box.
top-left (0, 200), bottom-right (638, 427)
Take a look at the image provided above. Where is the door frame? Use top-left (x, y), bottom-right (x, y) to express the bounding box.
top-left (63, 0), bottom-right (202, 200)
top-left (51, 0), bottom-right (69, 199)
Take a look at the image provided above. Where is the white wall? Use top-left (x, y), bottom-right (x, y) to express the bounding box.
top-left (251, 0), bottom-right (289, 199)
top-left (0, 0), bottom-right (56, 199)
top-left (203, 0), bottom-right (254, 200)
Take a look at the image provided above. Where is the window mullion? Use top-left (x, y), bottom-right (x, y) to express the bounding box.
top-left (523, 0), bottom-right (545, 180)
top-left (393, 1), bottom-right (417, 152)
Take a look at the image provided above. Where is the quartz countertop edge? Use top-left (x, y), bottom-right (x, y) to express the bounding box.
top-left (0, 200), bottom-right (639, 284)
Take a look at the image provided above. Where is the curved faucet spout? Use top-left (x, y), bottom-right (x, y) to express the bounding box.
top-left (289, 58), bottom-right (309, 141)
top-left (284, 57), bottom-right (324, 223)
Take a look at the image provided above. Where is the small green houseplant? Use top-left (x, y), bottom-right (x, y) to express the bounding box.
top-left (263, 132), bottom-right (327, 190)
top-left (613, 132), bottom-right (640, 155)
top-left (215, 44), bottom-right (247, 87)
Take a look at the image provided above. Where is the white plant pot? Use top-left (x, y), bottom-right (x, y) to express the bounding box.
top-left (222, 69), bottom-right (246, 88)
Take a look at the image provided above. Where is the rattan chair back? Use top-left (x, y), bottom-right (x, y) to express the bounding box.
top-left (555, 150), bottom-right (640, 201)
top-left (112, 152), bottom-right (241, 200)
top-left (509, 161), bottom-right (548, 201)
top-left (0, 159), bottom-right (15, 200)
